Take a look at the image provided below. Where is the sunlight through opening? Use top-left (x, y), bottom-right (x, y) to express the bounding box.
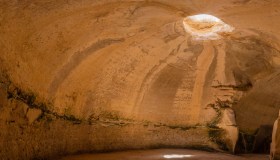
top-left (183, 14), bottom-right (234, 40)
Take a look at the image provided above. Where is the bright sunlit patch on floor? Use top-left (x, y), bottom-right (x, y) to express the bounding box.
top-left (163, 154), bottom-right (193, 159)
top-left (183, 14), bottom-right (234, 40)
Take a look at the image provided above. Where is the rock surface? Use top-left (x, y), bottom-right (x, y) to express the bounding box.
top-left (218, 108), bottom-right (239, 153)
top-left (0, 0), bottom-right (280, 159)
top-left (271, 111), bottom-right (280, 160)
top-left (26, 108), bottom-right (42, 124)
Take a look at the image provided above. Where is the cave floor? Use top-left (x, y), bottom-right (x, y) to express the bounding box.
top-left (60, 149), bottom-right (268, 160)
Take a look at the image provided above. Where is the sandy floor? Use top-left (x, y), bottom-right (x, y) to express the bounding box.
top-left (60, 149), bottom-right (269, 160)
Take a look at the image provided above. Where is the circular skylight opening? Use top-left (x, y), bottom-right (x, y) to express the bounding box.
top-left (183, 14), bottom-right (234, 40)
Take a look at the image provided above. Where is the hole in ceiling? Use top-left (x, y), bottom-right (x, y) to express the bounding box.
top-left (183, 14), bottom-right (234, 40)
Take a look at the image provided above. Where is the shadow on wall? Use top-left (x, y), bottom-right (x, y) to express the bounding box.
top-left (235, 125), bottom-right (272, 154)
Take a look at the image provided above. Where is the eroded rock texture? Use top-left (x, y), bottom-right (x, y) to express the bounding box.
top-left (271, 111), bottom-right (280, 160)
top-left (0, 0), bottom-right (280, 159)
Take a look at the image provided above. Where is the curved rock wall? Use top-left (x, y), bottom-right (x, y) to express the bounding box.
top-left (1, 0), bottom-right (280, 159)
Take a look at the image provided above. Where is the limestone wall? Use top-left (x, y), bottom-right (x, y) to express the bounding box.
top-left (1, 0), bottom-right (280, 159)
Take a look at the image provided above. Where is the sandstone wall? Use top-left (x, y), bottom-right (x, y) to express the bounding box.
top-left (0, 80), bottom-right (216, 160)
top-left (1, 0), bottom-right (280, 159)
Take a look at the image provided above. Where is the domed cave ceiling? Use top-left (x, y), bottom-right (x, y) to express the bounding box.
top-left (0, 0), bottom-right (280, 159)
